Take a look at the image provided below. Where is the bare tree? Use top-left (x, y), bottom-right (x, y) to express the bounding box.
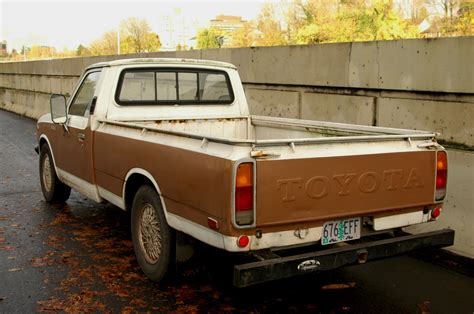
top-left (121, 17), bottom-right (160, 53)
top-left (427, 0), bottom-right (460, 17)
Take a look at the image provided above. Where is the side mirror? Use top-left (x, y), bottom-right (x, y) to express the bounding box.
top-left (50, 94), bottom-right (67, 124)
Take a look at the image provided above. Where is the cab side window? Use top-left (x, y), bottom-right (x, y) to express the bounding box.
top-left (69, 71), bottom-right (101, 117)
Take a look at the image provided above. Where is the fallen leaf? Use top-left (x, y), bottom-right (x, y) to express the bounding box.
top-left (116, 289), bottom-right (130, 298)
top-left (321, 282), bottom-right (356, 290)
top-left (37, 298), bottom-right (64, 312)
top-left (417, 301), bottom-right (431, 314)
top-left (219, 305), bottom-right (236, 311)
top-left (131, 299), bottom-right (147, 307)
top-left (2, 246), bottom-right (14, 251)
top-left (31, 257), bottom-right (54, 267)
top-left (200, 285), bottom-right (213, 292)
top-left (8, 268), bottom-right (22, 272)
top-left (123, 272), bottom-right (142, 281)
top-left (121, 306), bottom-right (134, 314)
top-left (7, 256), bottom-right (16, 260)
top-left (10, 224), bottom-right (20, 228)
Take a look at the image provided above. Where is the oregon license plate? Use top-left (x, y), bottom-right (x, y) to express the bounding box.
top-left (321, 217), bottom-right (361, 245)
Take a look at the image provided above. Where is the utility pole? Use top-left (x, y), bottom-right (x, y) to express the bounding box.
top-left (117, 23), bottom-right (121, 55)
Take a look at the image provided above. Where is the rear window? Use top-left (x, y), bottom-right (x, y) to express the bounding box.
top-left (116, 68), bottom-right (234, 105)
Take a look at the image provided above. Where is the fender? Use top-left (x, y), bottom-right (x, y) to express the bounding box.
top-left (123, 168), bottom-right (170, 222)
top-left (39, 134), bottom-right (61, 181)
top-left (122, 168), bottom-right (242, 251)
top-left (40, 133), bottom-right (102, 203)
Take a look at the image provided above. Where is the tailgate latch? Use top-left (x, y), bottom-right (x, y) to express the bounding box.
top-left (250, 150), bottom-right (280, 159)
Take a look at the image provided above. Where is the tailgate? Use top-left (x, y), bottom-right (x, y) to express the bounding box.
top-left (255, 151), bottom-right (436, 227)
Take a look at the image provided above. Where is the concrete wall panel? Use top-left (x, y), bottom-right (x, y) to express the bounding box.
top-left (0, 89), bottom-right (49, 119)
top-left (50, 77), bottom-right (62, 94)
top-left (61, 77), bottom-right (79, 96)
top-left (348, 41), bottom-right (380, 89)
top-left (349, 37), bottom-right (474, 93)
top-left (301, 93), bottom-right (375, 125)
top-left (239, 44), bottom-right (351, 87)
top-left (245, 88), bottom-right (300, 118)
top-left (0, 75), bottom-right (11, 89)
top-left (377, 98), bottom-right (474, 147)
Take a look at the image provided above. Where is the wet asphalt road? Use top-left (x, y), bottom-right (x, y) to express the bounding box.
top-left (0, 108), bottom-right (473, 313)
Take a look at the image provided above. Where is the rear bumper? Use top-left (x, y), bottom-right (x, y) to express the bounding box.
top-left (233, 229), bottom-right (455, 288)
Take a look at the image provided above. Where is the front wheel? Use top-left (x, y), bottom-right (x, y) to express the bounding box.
top-left (131, 185), bottom-right (174, 282)
top-left (39, 144), bottom-right (71, 203)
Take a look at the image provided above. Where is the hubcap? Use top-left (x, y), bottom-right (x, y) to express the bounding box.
top-left (138, 203), bottom-right (162, 264)
top-left (42, 155), bottom-right (52, 192)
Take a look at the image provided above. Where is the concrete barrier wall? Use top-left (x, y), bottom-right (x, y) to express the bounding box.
top-left (1, 37), bottom-right (473, 258)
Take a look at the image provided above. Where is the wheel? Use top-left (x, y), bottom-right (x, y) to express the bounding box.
top-left (39, 144), bottom-right (71, 203)
top-left (131, 185), bottom-right (174, 282)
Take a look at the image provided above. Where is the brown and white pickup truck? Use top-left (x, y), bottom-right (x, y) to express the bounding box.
top-left (35, 58), bottom-right (454, 287)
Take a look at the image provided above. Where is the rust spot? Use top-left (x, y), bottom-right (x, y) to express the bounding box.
top-left (169, 119), bottom-right (187, 124)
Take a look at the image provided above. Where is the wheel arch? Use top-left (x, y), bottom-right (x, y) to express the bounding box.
top-left (123, 168), bottom-right (169, 221)
top-left (39, 134), bottom-right (60, 176)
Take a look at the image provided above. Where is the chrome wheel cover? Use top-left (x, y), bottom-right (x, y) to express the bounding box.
top-left (138, 203), bottom-right (162, 264)
top-left (42, 155), bottom-right (52, 192)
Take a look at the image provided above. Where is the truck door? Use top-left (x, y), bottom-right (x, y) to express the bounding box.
top-left (54, 70), bottom-right (103, 200)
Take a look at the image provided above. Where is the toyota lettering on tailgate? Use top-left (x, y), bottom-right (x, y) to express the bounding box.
top-left (276, 168), bottom-right (424, 202)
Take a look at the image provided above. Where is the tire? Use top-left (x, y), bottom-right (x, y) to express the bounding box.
top-left (131, 185), bottom-right (174, 282)
top-left (39, 144), bottom-right (71, 203)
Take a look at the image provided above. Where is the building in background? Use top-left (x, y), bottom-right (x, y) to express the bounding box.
top-left (0, 41), bottom-right (7, 57)
top-left (208, 15), bottom-right (248, 47)
top-left (210, 15), bottom-right (246, 32)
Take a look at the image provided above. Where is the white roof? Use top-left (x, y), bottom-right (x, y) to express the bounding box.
top-left (87, 58), bottom-right (237, 70)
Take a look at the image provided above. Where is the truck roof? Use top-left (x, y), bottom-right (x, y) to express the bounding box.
top-left (87, 58), bottom-right (237, 70)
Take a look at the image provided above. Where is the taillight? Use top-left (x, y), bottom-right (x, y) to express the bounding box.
top-left (235, 163), bottom-right (254, 226)
top-left (237, 235), bottom-right (250, 248)
top-left (431, 207), bottom-right (442, 219)
top-left (435, 151), bottom-right (447, 201)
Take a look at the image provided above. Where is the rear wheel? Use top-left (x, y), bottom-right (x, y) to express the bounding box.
top-left (131, 185), bottom-right (173, 282)
top-left (39, 144), bottom-right (71, 203)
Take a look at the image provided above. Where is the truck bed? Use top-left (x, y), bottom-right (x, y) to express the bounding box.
top-left (95, 114), bottom-right (440, 234)
top-left (98, 115), bottom-right (436, 146)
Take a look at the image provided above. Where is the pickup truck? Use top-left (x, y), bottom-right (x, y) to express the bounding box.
top-left (35, 58), bottom-right (454, 287)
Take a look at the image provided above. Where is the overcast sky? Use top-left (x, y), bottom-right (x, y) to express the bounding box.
top-left (0, 0), bottom-right (271, 51)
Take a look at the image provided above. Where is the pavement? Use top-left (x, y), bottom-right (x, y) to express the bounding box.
top-left (0, 108), bottom-right (473, 313)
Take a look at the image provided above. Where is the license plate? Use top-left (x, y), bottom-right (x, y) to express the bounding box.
top-left (321, 217), bottom-right (361, 245)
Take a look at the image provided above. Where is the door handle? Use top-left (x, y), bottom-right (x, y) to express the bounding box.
top-left (78, 133), bottom-right (85, 141)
